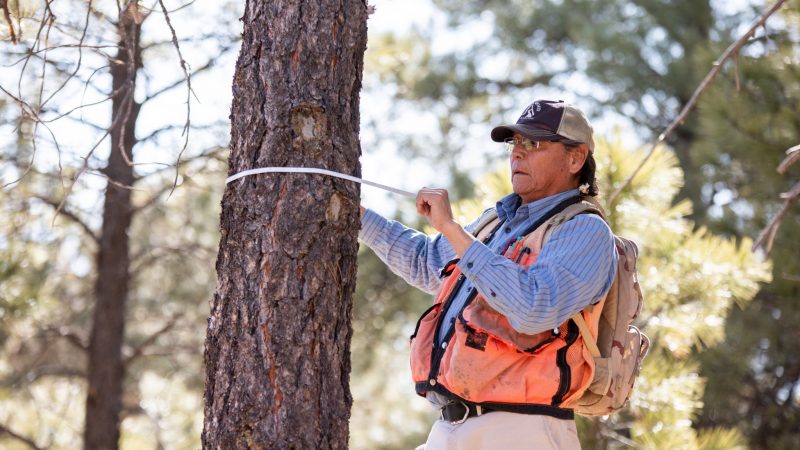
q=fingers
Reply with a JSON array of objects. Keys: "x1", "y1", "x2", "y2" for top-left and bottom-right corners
[
  {"x1": 416, "y1": 190, "x2": 428, "y2": 215},
  {"x1": 416, "y1": 188, "x2": 446, "y2": 215},
  {"x1": 416, "y1": 188, "x2": 454, "y2": 232}
]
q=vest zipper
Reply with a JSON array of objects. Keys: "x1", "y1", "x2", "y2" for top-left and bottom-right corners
[
  {"x1": 425, "y1": 216, "x2": 506, "y2": 389},
  {"x1": 551, "y1": 320, "x2": 580, "y2": 406}
]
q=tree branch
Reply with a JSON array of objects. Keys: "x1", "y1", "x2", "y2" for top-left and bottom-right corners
[
  {"x1": 752, "y1": 143, "x2": 800, "y2": 254},
  {"x1": 136, "y1": 121, "x2": 222, "y2": 145},
  {"x1": 42, "y1": 325, "x2": 88, "y2": 352},
  {"x1": 608, "y1": 0, "x2": 790, "y2": 205},
  {"x1": 1, "y1": 0, "x2": 19, "y2": 45},
  {"x1": 777, "y1": 143, "x2": 800, "y2": 174},
  {"x1": 130, "y1": 242, "x2": 215, "y2": 277},
  {"x1": 141, "y1": 31, "x2": 236, "y2": 52},
  {"x1": 124, "y1": 314, "x2": 184, "y2": 367},
  {"x1": 752, "y1": 180, "x2": 800, "y2": 255},
  {"x1": 156, "y1": 0, "x2": 196, "y2": 199},
  {"x1": 141, "y1": 56, "x2": 217, "y2": 103},
  {"x1": 32, "y1": 195, "x2": 99, "y2": 244},
  {"x1": 132, "y1": 143, "x2": 227, "y2": 185},
  {"x1": 20, "y1": 365, "x2": 86, "y2": 384}
]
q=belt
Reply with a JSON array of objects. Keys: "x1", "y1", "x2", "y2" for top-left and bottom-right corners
[{"x1": 440, "y1": 401, "x2": 495, "y2": 424}]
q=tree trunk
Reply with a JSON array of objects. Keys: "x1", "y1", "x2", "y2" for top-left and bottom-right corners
[
  {"x1": 203, "y1": 1, "x2": 367, "y2": 449},
  {"x1": 84, "y1": 3, "x2": 141, "y2": 449}
]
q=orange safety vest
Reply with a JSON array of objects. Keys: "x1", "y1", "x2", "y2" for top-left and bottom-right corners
[{"x1": 409, "y1": 206, "x2": 607, "y2": 419}]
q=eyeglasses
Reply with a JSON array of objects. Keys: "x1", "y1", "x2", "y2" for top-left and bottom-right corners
[{"x1": 504, "y1": 136, "x2": 540, "y2": 152}]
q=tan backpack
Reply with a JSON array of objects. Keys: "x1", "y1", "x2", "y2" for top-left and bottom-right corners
[{"x1": 538, "y1": 199, "x2": 650, "y2": 416}]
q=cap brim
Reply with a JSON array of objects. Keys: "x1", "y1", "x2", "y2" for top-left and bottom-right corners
[{"x1": 490, "y1": 124, "x2": 561, "y2": 143}]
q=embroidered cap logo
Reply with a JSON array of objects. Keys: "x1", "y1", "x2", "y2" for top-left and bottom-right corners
[{"x1": 520, "y1": 101, "x2": 542, "y2": 120}]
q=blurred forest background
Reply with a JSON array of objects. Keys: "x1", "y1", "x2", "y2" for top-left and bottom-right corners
[{"x1": 1, "y1": 0, "x2": 798, "y2": 449}]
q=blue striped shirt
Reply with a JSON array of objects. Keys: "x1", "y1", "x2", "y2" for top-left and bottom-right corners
[{"x1": 359, "y1": 189, "x2": 618, "y2": 342}]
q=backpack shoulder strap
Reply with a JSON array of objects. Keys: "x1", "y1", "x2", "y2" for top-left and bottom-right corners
[
  {"x1": 572, "y1": 311, "x2": 601, "y2": 358},
  {"x1": 540, "y1": 198, "x2": 606, "y2": 247},
  {"x1": 540, "y1": 197, "x2": 609, "y2": 359},
  {"x1": 473, "y1": 208, "x2": 502, "y2": 242}
]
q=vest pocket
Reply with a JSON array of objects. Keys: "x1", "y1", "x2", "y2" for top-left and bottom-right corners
[
  {"x1": 409, "y1": 303, "x2": 442, "y2": 385},
  {"x1": 461, "y1": 297, "x2": 557, "y2": 353},
  {"x1": 410, "y1": 303, "x2": 439, "y2": 341},
  {"x1": 438, "y1": 318, "x2": 564, "y2": 405}
]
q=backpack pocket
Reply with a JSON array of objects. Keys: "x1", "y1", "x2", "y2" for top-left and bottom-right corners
[{"x1": 575, "y1": 325, "x2": 650, "y2": 415}]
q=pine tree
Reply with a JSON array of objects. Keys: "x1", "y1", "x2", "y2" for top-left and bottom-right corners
[{"x1": 203, "y1": 1, "x2": 369, "y2": 448}]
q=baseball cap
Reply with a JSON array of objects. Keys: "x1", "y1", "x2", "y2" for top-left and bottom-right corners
[{"x1": 490, "y1": 100, "x2": 595, "y2": 152}]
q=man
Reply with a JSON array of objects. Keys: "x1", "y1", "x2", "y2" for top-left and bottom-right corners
[{"x1": 359, "y1": 100, "x2": 618, "y2": 449}]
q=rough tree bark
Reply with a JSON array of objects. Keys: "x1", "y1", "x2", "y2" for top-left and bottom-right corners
[
  {"x1": 203, "y1": 1, "x2": 368, "y2": 449},
  {"x1": 83, "y1": 3, "x2": 141, "y2": 449}
]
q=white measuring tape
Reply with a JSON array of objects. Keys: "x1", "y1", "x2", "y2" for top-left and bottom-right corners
[{"x1": 225, "y1": 167, "x2": 417, "y2": 198}]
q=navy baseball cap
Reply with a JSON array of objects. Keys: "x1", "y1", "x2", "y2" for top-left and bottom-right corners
[{"x1": 491, "y1": 100, "x2": 595, "y2": 152}]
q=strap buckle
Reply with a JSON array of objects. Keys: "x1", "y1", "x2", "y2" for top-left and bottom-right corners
[{"x1": 441, "y1": 401, "x2": 482, "y2": 425}]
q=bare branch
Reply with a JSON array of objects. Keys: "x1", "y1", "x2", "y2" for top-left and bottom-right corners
[
  {"x1": 752, "y1": 143, "x2": 800, "y2": 254},
  {"x1": 608, "y1": 0, "x2": 790, "y2": 205},
  {"x1": 21, "y1": 365, "x2": 86, "y2": 384},
  {"x1": 51, "y1": 126, "x2": 111, "y2": 217},
  {"x1": 85, "y1": 168, "x2": 142, "y2": 191},
  {"x1": 143, "y1": 0, "x2": 197, "y2": 15},
  {"x1": 142, "y1": 55, "x2": 221, "y2": 103},
  {"x1": 41, "y1": 326, "x2": 88, "y2": 351},
  {"x1": 0, "y1": 424, "x2": 42, "y2": 450},
  {"x1": 157, "y1": 0, "x2": 197, "y2": 199},
  {"x1": 87, "y1": 1, "x2": 114, "y2": 26},
  {"x1": 0, "y1": 85, "x2": 64, "y2": 190},
  {"x1": 50, "y1": 87, "x2": 141, "y2": 219},
  {"x1": 1, "y1": 0, "x2": 19, "y2": 45},
  {"x1": 3, "y1": 45, "x2": 117, "y2": 68},
  {"x1": 752, "y1": 180, "x2": 800, "y2": 255},
  {"x1": 38, "y1": 0, "x2": 94, "y2": 110},
  {"x1": 5, "y1": 53, "x2": 112, "y2": 98},
  {"x1": 124, "y1": 314, "x2": 184, "y2": 367},
  {"x1": 782, "y1": 272, "x2": 800, "y2": 283},
  {"x1": 132, "y1": 144, "x2": 226, "y2": 188},
  {"x1": 137, "y1": 121, "x2": 224, "y2": 146},
  {"x1": 32, "y1": 195, "x2": 99, "y2": 243},
  {"x1": 131, "y1": 241, "x2": 215, "y2": 276},
  {"x1": 62, "y1": 114, "x2": 107, "y2": 133},
  {"x1": 141, "y1": 31, "x2": 236, "y2": 51},
  {"x1": 777, "y1": 143, "x2": 800, "y2": 174}
]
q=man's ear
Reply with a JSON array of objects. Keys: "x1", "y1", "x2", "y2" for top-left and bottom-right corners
[{"x1": 568, "y1": 144, "x2": 589, "y2": 175}]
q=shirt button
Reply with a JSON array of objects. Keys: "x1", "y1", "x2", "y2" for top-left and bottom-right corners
[
  {"x1": 430, "y1": 379, "x2": 437, "y2": 386},
  {"x1": 467, "y1": 262, "x2": 473, "y2": 268},
  {"x1": 441, "y1": 341, "x2": 448, "y2": 349},
  {"x1": 505, "y1": 227, "x2": 511, "y2": 233},
  {"x1": 490, "y1": 291, "x2": 496, "y2": 297}
]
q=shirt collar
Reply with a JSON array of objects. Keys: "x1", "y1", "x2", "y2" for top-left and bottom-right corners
[{"x1": 496, "y1": 189, "x2": 581, "y2": 222}]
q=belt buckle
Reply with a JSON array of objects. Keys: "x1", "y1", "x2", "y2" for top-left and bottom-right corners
[{"x1": 442, "y1": 401, "x2": 472, "y2": 425}]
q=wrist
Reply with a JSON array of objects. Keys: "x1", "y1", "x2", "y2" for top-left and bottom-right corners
[
  {"x1": 440, "y1": 220, "x2": 474, "y2": 257},
  {"x1": 441, "y1": 220, "x2": 463, "y2": 236}
]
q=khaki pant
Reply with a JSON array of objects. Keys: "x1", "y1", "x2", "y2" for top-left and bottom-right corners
[{"x1": 418, "y1": 411, "x2": 581, "y2": 450}]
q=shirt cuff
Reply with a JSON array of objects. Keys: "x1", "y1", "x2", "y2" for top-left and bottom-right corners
[{"x1": 456, "y1": 239, "x2": 495, "y2": 278}]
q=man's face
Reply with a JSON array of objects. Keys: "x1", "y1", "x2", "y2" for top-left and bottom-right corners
[{"x1": 508, "y1": 134, "x2": 584, "y2": 203}]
